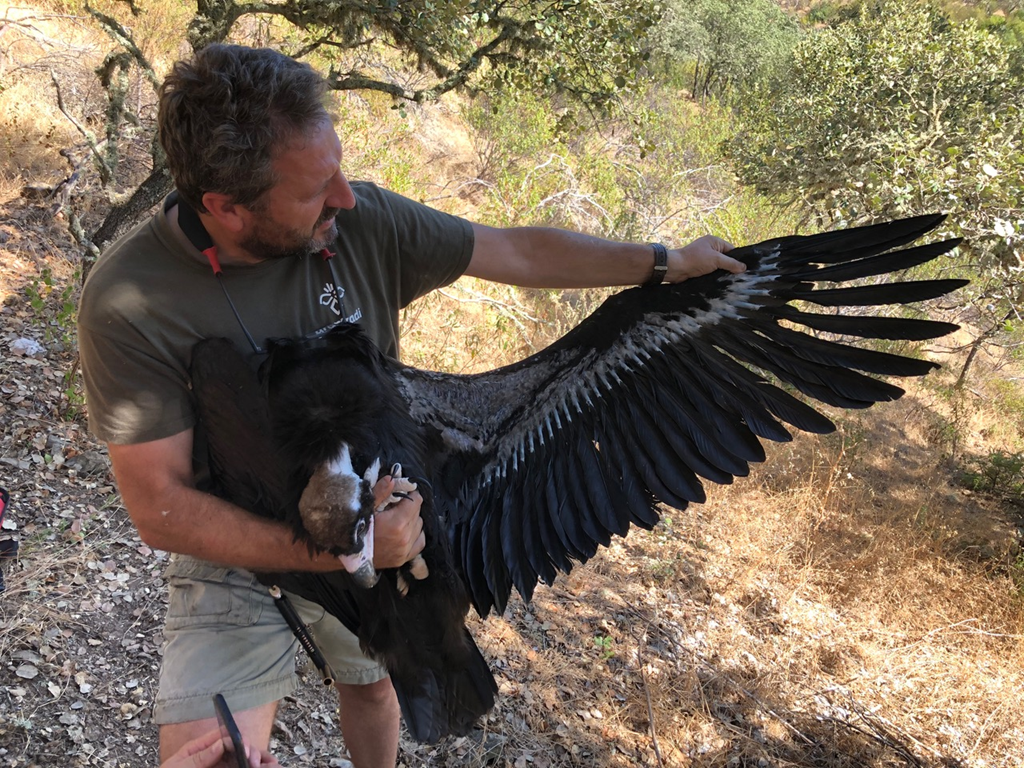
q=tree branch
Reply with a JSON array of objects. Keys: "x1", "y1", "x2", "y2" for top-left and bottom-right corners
[
  {"x1": 84, "y1": 2, "x2": 159, "y2": 89},
  {"x1": 49, "y1": 70, "x2": 115, "y2": 187}
]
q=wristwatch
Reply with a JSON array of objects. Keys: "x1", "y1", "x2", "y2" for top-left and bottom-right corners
[{"x1": 643, "y1": 242, "x2": 669, "y2": 288}]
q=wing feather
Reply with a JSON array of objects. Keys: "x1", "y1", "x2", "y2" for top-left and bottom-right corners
[
  {"x1": 527, "y1": 462, "x2": 570, "y2": 578},
  {"x1": 560, "y1": 435, "x2": 612, "y2": 551},
  {"x1": 748, "y1": 322, "x2": 939, "y2": 377},
  {"x1": 545, "y1": 469, "x2": 589, "y2": 562},
  {"x1": 482, "y1": 493, "x2": 512, "y2": 614},
  {"x1": 785, "y1": 238, "x2": 963, "y2": 282},
  {"x1": 593, "y1": 417, "x2": 660, "y2": 529},
  {"x1": 690, "y1": 338, "x2": 837, "y2": 434},
  {"x1": 620, "y1": 398, "x2": 706, "y2": 505},
  {"x1": 634, "y1": 373, "x2": 746, "y2": 480},
  {"x1": 659, "y1": 349, "x2": 768, "y2": 464},
  {"x1": 499, "y1": 483, "x2": 535, "y2": 604},
  {"x1": 520, "y1": 463, "x2": 559, "y2": 590},
  {"x1": 786, "y1": 279, "x2": 968, "y2": 307},
  {"x1": 573, "y1": 426, "x2": 631, "y2": 537},
  {"x1": 715, "y1": 323, "x2": 906, "y2": 408}
]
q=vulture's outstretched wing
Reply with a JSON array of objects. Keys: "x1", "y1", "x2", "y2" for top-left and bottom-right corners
[{"x1": 395, "y1": 214, "x2": 966, "y2": 616}]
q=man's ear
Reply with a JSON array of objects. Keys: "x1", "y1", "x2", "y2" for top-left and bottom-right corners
[{"x1": 201, "y1": 192, "x2": 251, "y2": 234}]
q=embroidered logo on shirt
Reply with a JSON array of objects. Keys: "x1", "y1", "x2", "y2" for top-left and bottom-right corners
[
  {"x1": 319, "y1": 281, "x2": 363, "y2": 324},
  {"x1": 320, "y1": 281, "x2": 344, "y2": 315}
]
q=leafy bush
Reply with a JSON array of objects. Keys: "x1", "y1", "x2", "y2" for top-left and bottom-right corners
[
  {"x1": 960, "y1": 451, "x2": 1024, "y2": 497},
  {"x1": 728, "y1": 0, "x2": 1023, "y2": 283}
]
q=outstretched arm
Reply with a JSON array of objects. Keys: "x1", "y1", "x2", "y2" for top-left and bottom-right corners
[{"x1": 465, "y1": 223, "x2": 744, "y2": 288}]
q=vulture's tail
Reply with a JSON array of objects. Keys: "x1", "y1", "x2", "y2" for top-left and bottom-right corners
[
  {"x1": 392, "y1": 629, "x2": 497, "y2": 744},
  {"x1": 276, "y1": 566, "x2": 497, "y2": 744}
]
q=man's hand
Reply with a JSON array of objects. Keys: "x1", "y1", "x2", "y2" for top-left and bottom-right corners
[
  {"x1": 369, "y1": 475, "x2": 425, "y2": 569},
  {"x1": 669, "y1": 235, "x2": 744, "y2": 282},
  {"x1": 159, "y1": 729, "x2": 280, "y2": 768}
]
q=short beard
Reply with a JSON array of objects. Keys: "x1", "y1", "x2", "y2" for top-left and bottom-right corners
[{"x1": 240, "y1": 208, "x2": 341, "y2": 261}]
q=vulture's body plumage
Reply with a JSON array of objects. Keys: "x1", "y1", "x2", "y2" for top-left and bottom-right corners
[{"x1": 190, "y1": 214, "x2": 966, "y2": 743}]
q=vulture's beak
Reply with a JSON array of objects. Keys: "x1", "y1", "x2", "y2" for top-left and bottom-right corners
[{"x1": 337, "y1": 514, "x2": 378, "y2": 588}]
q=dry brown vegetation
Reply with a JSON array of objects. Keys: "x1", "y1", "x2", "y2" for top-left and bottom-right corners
[{"x1": 2, "y1": 5, "x2": 1024, "y2": 768}]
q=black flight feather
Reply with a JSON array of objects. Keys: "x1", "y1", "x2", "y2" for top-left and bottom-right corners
[
  {"x1": 785, "y1": 279, "x2": 969, "y2": 307},
  {"x1": 785, "y1": 238, "x2": 962, "y2": 282}
]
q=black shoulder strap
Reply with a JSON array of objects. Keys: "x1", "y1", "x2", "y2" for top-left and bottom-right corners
[{"x1": 176, "y1": 199, "x2": 215, "y2": 254}]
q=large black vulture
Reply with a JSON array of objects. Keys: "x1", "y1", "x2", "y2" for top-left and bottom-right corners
[{"x1": 190, "y1": 213, "x2": 966, "y2": 744}]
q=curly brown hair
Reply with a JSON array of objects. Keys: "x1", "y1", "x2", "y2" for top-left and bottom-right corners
[{"x1": 158, "y1": 44, "x2": 329, "y2": 212}]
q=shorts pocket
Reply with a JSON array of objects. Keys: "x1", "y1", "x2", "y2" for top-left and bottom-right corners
[{"x1": 164, "y1": 557, "x2": 262, "y2": 630}]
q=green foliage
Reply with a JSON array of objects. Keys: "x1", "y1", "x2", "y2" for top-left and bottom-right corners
[
  {"x1": 960, "y1": 450, "x2": 1024, "y2": 496},
  {"x1": 728, "y1": 0, "x2": 1024, "y2": 296},
  {"x1": 464, "y1": 90, "x2": 623, "y2": 232},
  {"x1": 806, "y1": 1, "x2": 865, "y2": 26},
  {"x1": 653, "y1": 0, "x2": 799, "y2": 100},
  {"x1": 80, "y1": 0, "x2": 669, "y2": 247},
  {"x1": 593, "y1": 633, "x2": 615, "y2": 660},
  {"x1": 23, "y1": 267, "x2": 85, "y2": 420},
  {"x1": 191, "y1": 0, "x2": 662, "y2": 108},
  {"x1": 25, "y1": 268, "x2": 78, "y2": 345}
]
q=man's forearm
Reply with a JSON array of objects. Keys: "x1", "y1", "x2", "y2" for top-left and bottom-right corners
[
  {"x1": 134, "y1": 484, "x2": 337, "y2": 573},
  {"x1": 466, "y1": 224, "x2": 741, "y2": 289},
  {"x1": 467, "y1": 226, "x2": 653, "y2": 288}
]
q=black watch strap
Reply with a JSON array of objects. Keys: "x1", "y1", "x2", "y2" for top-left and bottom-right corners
[{"x1": 642, "y1": 242, "x2": 669, "y2": 288}]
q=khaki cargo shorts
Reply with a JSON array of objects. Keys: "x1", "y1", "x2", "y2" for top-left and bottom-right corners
[{"x1": 153, "y1": 556, "x2": 386, "y2": 724}]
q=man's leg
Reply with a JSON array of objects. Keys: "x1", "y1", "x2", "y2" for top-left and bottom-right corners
[
  {"x1": 155, "y1": 561, "x2": 301, "y2": 763},
  {"x1": 284, "y1": 591, "x2": 395, "y2": 767},
  {"x1": 336, "y1": 678, "x2": 400, "y2": 768},
  {"x1": 159, "y1": 700, "x2": 279, "y2": 762}
]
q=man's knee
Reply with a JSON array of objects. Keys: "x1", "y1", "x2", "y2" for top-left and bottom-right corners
[{"x1": 335, "y1": 676, "x2": 395, "y2": 707}]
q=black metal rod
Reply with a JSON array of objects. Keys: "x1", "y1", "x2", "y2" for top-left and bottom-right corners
[{"x1": 268, "y1": 585, "x2": 336, "y2": 686}]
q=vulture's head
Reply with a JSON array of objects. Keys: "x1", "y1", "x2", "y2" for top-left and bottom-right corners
[{"x1": 298, "y1": 445, "x2": 380, "y2": 587}]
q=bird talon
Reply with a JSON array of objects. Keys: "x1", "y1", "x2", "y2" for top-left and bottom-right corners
[{"x1": 408, "y1": 554, "x2": 429, "y2": 581}]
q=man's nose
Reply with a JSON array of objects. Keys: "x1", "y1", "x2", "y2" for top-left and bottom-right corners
[{"x1": 327, "y1": 173, "x2": 356, "y2": 210}]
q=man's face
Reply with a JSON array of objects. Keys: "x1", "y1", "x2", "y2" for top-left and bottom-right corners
[{"x1": 239, "y1": 119, "x2": 356, "y2": 261}]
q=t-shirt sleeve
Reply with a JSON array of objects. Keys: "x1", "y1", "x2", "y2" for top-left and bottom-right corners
[
  {"x1": 78, "y1": 321, "x2": 195, "y2": 446},
  {"x1": 374, "y1": 187, "x2": 474, "y2": 307}
]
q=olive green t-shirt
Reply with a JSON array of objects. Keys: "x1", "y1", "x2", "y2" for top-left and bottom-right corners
[{"x1": 78, "y1": 182, "x2": 474, "y2": 449}]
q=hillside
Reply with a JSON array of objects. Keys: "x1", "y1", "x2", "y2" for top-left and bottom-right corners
[{"x1": 2, "y1": 5, "x2": 1024, "y2": 768}]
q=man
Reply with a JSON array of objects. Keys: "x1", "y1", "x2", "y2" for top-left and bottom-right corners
[{"x1": 78, "y1": 44, "x2": 743, "y2": 768}]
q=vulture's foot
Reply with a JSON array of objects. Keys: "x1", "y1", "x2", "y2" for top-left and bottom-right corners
[{"x1": 397, "y1": 554, "x2": 430, "y2": 596}]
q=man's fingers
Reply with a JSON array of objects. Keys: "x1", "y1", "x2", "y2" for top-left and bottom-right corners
[
  {"x1": 718, "y1": 253, "x2": 746, "y2": 274},
  {"x1": 173, "y1": 732, "x2": 226, "y2": 767},
  {"x1": 371, "y1": 475, "x2": 396, "y2": 508},
  {"x1": 711, "y1": 235, "x2": 735, "y2": 253},
  {"x1": 371, "y1": 491, "x2": 425, "y2": 569},
  {"x1": 708, "y1": 236, "x2": 744, "y2": 273},
  {"x1": 409, "y1": 530, "x2": 426, "y2": 560}
]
